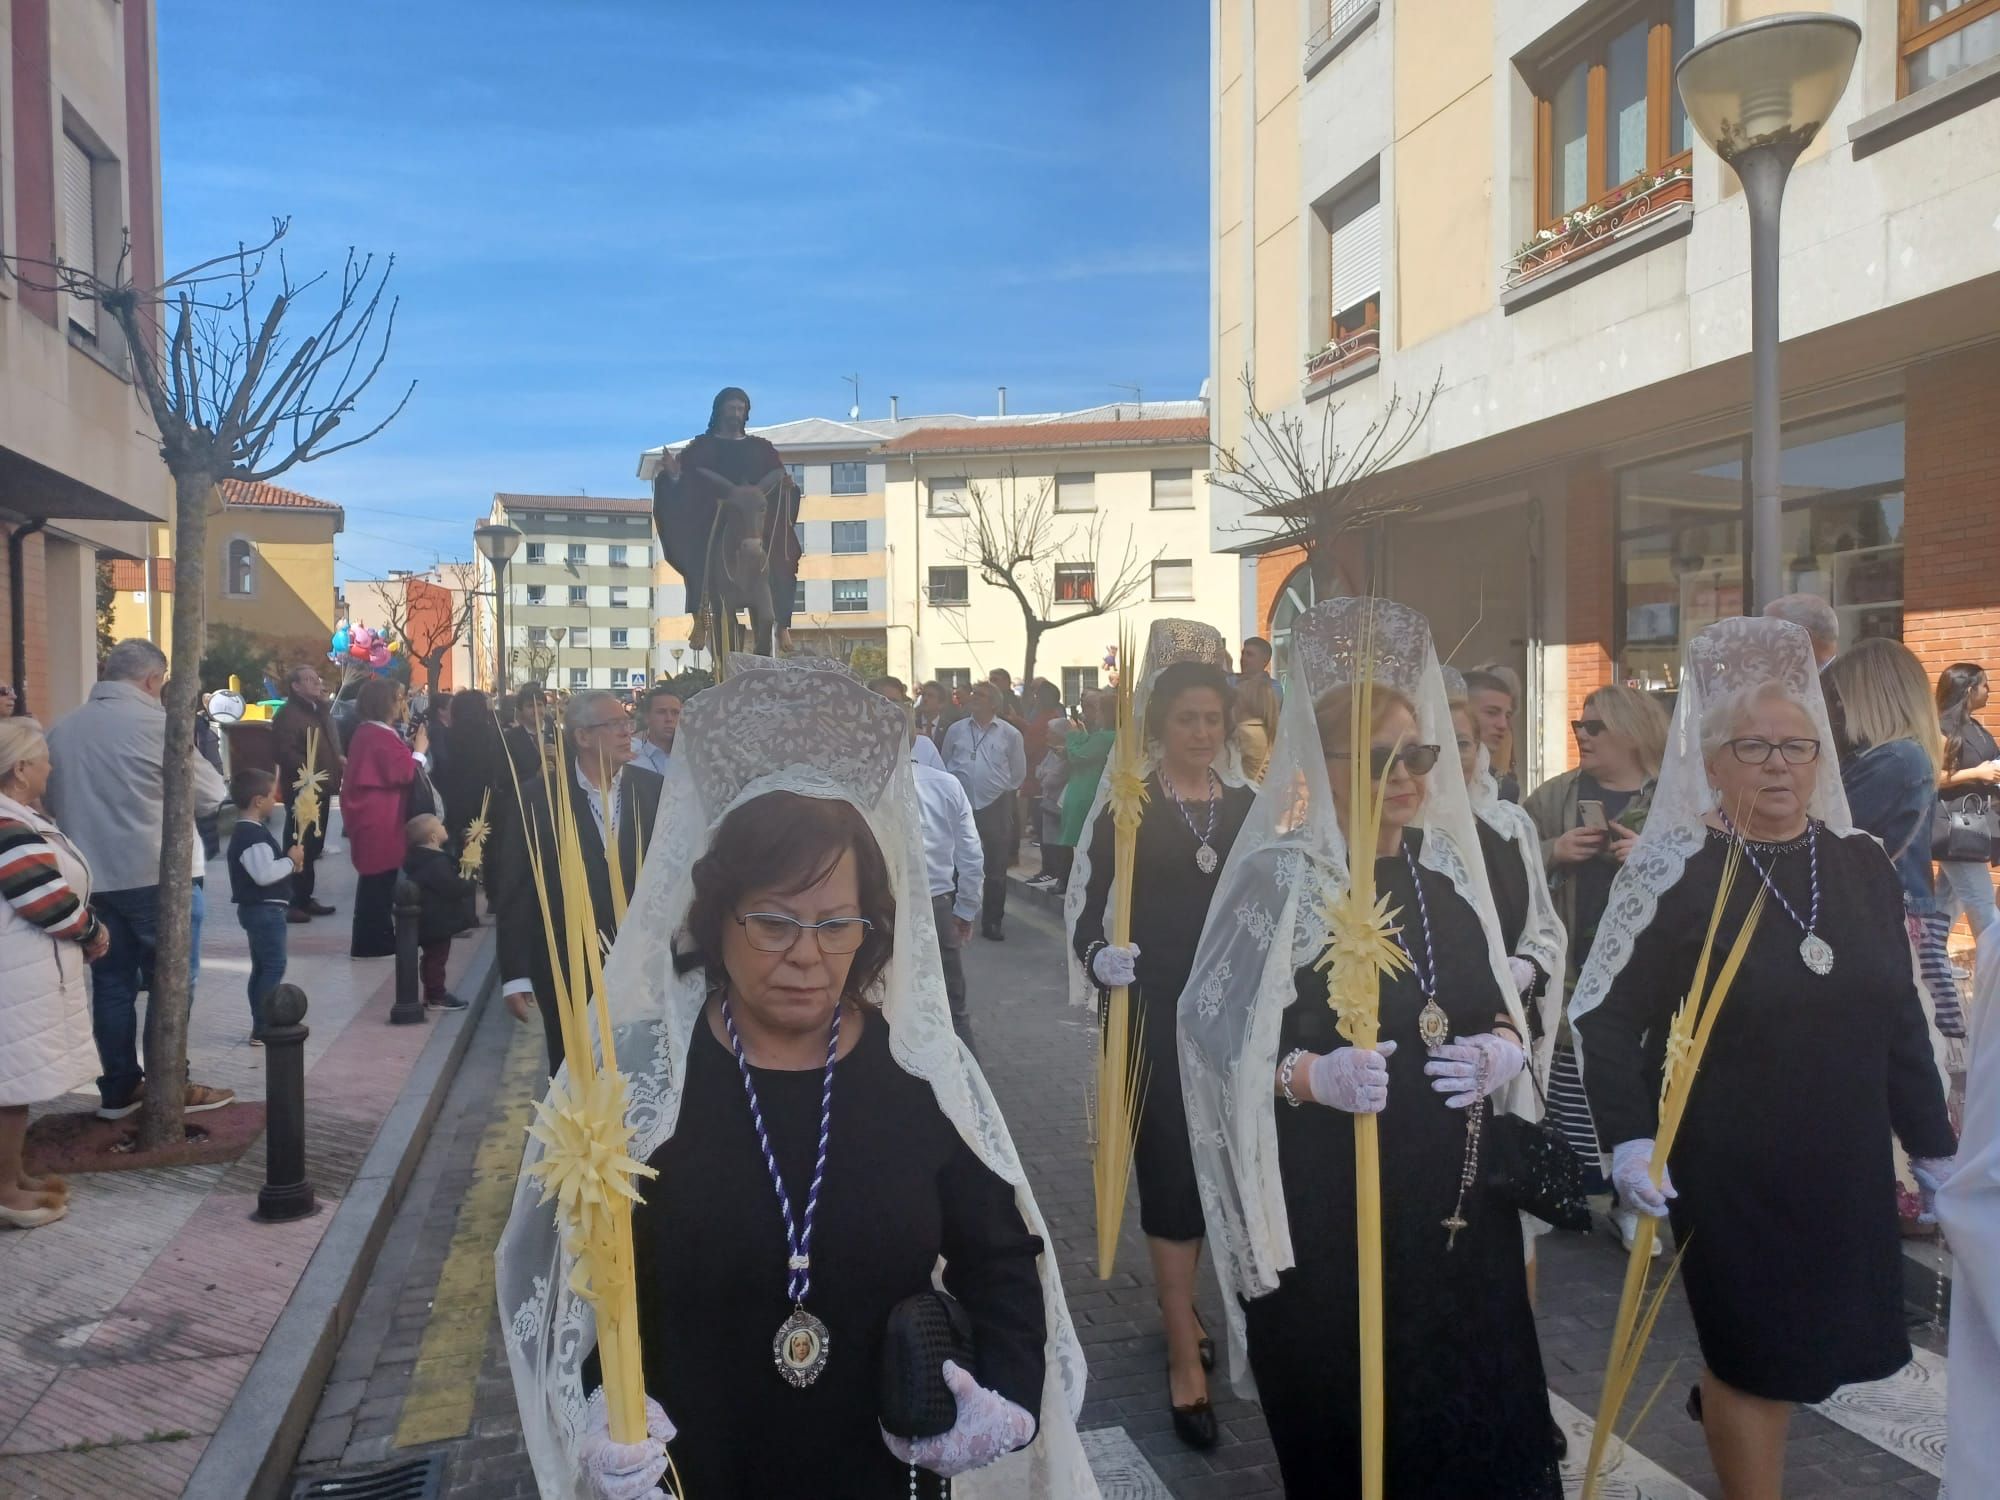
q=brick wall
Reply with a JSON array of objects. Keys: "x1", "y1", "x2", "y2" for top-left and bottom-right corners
[
  {"x1": 1564, "y1": 462, "x2": 1615, "y2": 749},
  {"x1": 1902, "y1": 344, "x2": 2000, "y2": 686},
  {"x1": 0, "y1": 522, "x2": 51, "y2": 715}
]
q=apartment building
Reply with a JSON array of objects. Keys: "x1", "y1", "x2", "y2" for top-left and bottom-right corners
[
  {"x1": 879, "y1": 402, "x2": 1238, "y2": 702},
  {"x1": 480, "y1": 494, "x2": 656, "y2": 693},
  {"x1": 1215, "y1": 0, "x2": 2000, "y2": 785},
  {"x1": 0, "y1": 0, "x2": 166, "y2": 719}
]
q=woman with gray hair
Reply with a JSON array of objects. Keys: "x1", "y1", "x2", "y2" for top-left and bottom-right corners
[
  {"x1": 0, "y1": 718, "x2": 109, "y2": 1228},
  {"x1": 1574, "y1": 618, "x2": 1955, "y2": 1497}
]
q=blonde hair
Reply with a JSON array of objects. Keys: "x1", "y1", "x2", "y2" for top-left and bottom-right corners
[
  {"x1": 0, "y1": 717, "x2": 48, "y2": 786},
  {"x1": 1314, "y1": 683, "x2": 1419, "y2": 753},
  {"x1": 405, "y1": 813, "x2": 446, "y2": 847},
  {"x1": 1584, "y1": 685, "x2": 1670, "y2": 777},
  {"x1": 1826, "y1": 638, "x2": 1943, "y2": 779}
]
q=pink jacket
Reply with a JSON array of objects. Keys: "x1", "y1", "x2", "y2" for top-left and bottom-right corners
[{"x1": 342, "y1": 721, "x2": 419, "y2": 875}]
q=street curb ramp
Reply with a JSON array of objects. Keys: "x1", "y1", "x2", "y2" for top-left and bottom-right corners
[{"x1": 186, "y1": 935, "x2": 499, "y2": 1500}]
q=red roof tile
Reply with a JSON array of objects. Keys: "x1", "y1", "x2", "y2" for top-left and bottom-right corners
[
  {"x1": 105, "y1": 558, "x2": 173, "y2": 592},
  {"x1": 219, "y1": 478, "x2": 342, "y2": 512},
  {"x1": 873, "y1": 416, "x2": 1209, "y2": 456}
]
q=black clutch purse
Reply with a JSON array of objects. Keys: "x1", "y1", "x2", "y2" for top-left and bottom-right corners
[
  {"x1": 880, "y1": 1290, "x2": 976, "y2": 1440},
  {"x1": 1485, "y1": 1110, "x2": 1591, "y2": 1233}
]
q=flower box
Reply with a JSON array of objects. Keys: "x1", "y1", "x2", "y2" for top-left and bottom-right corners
[
  {"x1": 1504, "y1": 170, "x2": 1693, "y2": 291},
  {"x1": 1305, "y1": 326, "x2": 1381, "y2": 381}
]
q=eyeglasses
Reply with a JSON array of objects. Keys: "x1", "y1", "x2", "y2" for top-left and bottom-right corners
[
  {"x1": 736, "y1": 912, "x2": 874, "y2": 954},
  {"x1": 1327, "y1": 744, "x2": 1442, "y2": 777},
  {"x1": 1724, "y1": 736, "x2": 1821, "y2": 766},
  {"x1": 1571, "y1": 719, "x2": 1608, "y2": 738}
]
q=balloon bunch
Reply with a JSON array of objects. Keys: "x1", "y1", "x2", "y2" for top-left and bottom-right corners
[{"x1": 330, "y1": 622, "x2": 402, "y2": 676}]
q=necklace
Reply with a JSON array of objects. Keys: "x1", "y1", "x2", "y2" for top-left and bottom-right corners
[
  {"x1": 722, "y1": 995, "x2": 840, "y2": 1388},
  {"x1": 1166, "y1": 767, "x2": 1222, "y2": 874},
  {"x1": 1724, "y1": 816, "x2": 1832, "y2": 976},
  {"x1": 1396, "y1": 844, "x2": 1451, "y2": 1052}
]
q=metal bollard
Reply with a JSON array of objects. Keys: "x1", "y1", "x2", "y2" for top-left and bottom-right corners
[
  {"x1": 256, "y1": 983, "x2": 315, "y2": 1222},
  {"x1": 391, "y1": 877, "x2": 428, "y2": 1025}
]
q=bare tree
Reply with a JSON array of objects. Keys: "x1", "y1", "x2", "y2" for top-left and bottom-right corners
[
  {"x1": 378, "y1": 562, "x2": 479, "y2": 693},
  {"x1": 3, "y1": 219, "x2": 411, "y2": 1150},
  {"x1": 514, "y1": 640, "x2": 557, "y2": 689},
  {"x1": 948, "y1": 468, "x2": 1156, "y2": 685},
  {"x1": 1209, "y1": 367, "x2": 1442, "y2": 596}
]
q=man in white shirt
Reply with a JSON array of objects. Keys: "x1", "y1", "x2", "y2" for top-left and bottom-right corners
[
  {"x1": 911, "y1": 742, "x2": 985, "y2": 1053},
  {"x1": 942, "y1": 680, "x2": 1026, "y2": 940},
  {"x1": 629, "y1": 686, "x2": 681, "y2": 776}
]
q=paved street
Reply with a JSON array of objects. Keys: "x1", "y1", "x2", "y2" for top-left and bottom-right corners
[{"x1": 292, "y1": 881, "x2": 1954, "y2": 1498}]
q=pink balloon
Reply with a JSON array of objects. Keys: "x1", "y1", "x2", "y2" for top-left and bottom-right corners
[{"x1": 368, "y1": 644, "x2": 390, "y2": 667}]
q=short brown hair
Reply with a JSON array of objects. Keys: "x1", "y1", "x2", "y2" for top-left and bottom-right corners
[
  {"x1": 357, "y1": 676, "x2": 402, "y2": 723},
  {"x1": 683, "y1": 792, "x2": 895, "y2": 1001},
  {"x1": 231, "y1": 767, "x2": 276, "y2": 808},
  {"x1": 1144, "y1": 662, "x2": 1234, "y2": 744}
]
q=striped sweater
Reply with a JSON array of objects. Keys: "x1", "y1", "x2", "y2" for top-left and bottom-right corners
[{"x1": 0, "y1": 813, "x2": 100, "y2": 945}]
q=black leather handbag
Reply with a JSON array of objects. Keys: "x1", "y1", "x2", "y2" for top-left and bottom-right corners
[
  {"x1": 880, "y1": 1290, "x2": 976, "y2": 1440},
  {"x1": 1933, "y1": 793, "x2": 1997, "y2": 862},
  {"x1": 1485, "y1": 1109, "x2": 1592, "y2": 1232}
]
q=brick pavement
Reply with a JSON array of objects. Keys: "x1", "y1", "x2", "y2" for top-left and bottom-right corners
[{"x1": 292, "y1": 880, "x2": 1952, "y2": 1499}]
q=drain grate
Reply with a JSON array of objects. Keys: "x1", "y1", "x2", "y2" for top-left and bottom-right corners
[{"x1": 294, "y1": 1452, "x2": 445, "y2": 1500}]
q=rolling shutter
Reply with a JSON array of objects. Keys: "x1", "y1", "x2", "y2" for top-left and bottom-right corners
[{"x1": 1328, "y1": 177, "x2": 1381, "y2": 321}]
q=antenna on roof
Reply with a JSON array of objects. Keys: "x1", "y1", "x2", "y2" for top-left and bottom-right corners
[
  {"x1": 1110, "y1": 383, "x2": 1142, "y2": 419},
  {"x1": 843, "y1": 373, "x2": 861, "y2": 422}
]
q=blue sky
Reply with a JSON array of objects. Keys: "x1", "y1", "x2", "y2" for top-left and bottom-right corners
[{"x1": 157, "y1": 1, "x2": 1210, "y2": 582}]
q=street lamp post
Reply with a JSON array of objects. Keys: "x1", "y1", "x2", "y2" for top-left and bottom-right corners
[
  {"x1": 550, "y1": 625, "x2": 567, "y2": 692},
  {"x1": 473, "y1": 522, "x2": 524, "y2": 694},
  {"x1": 1675, "y1": 13, "x2": 1859, "y2": 612}
]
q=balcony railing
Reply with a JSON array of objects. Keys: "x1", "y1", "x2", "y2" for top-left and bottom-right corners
[
  {"x1": 1504, "y1": 168, "x2": 1692, "y2": 292},
  {"x1": 1305, "y1": 326, "x2": 1381, "y2": 383},
  {"x1": 1307, "y1": 0, "x2": 1375, "y2": 54}
]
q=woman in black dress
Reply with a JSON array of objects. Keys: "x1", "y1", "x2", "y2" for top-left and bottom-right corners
[
  {"x1": 1072, "y1": 648, "x2": 1254, "y2": 1447},
  {"x1": 498, "y1": 664, "x2": 1097, "y2": 1500},
  {"x1": 1936, "y1": 661, "x2": 2000, "y2": 940},
  {"x1": 1575, "y1": 617, "x2": 1957, "y2": 1499},
  {"x1": 1178, "y1": 598, "x2": 1559, "y2": 1499}
]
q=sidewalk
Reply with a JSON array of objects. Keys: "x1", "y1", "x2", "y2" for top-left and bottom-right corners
[{"x1": 0, "y1": 815, "x2": 494, "y2": 1499}]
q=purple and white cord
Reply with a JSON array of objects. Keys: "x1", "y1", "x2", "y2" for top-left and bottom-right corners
[
  {"x1": 722, "y1": 995, "x2": 839, "y2": 1306},
  {"x1": 1396, "y1": 844, "x2": 1439, "y2": 1001},
  {"x1": 1722, "y1": 815, "x2": 1821, "y2": 938}
]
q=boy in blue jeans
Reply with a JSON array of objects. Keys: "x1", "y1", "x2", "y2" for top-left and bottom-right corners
[{"x1": 228, "y1": 769, "x2": 303, "y2": 1045}]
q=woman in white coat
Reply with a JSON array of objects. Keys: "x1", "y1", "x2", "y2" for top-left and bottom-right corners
[{"x1": 0, "y1": 718, "x2": 109, "y2": 1229}]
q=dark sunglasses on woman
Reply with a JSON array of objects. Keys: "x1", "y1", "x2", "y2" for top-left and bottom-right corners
[
  {"x1": 1571, "y1": 718, "x2": 1607, "y2": 737},
  {"x1": 1328, "y1": 744, "x2": 1442, "y2": 777}
]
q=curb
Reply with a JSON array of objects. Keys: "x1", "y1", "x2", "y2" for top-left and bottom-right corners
[{"x1": 186, "y1": 933, "x2": 499, "y2": 1500}]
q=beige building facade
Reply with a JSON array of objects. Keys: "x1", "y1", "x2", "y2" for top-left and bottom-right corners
[
  {"x1": 479, "y1": 494, "x2": 656, "y2": 694},
  {"x1": 1216, "y1": 0, "x2": 2000, "y2": 787}
]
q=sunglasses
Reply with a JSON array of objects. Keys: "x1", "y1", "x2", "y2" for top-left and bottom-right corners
[
  {"x1": 736, "y1": 912, "x2": 874, "y2": 955},
  {"x1": 1571, "y1": 719, "x2": 1607, "y2": 738},
  {"x1": 1724, "y1": 736, "x2": 1821, "y2": 766},
  {"x1": 1327, "y1": 744, "x2": 1442, "y2": 778}
]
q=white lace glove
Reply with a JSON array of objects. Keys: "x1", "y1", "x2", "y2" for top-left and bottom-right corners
[
  {"x1": 1610, "y1": 1138, "x2": 1677, "y2": 1218},
  {"x1": 1423, "y1": 1033, "x2": 1527, "y2": 1109},
  {"x1": 1508, "y1": 956, "x2": 1538, "y2": 995},
  {"x1": 1306, "y1": 1041, "x2": 1397, "y2": 1114},
  {"x1": 881, "y1": 1360, "x2": 1035, "y2": 1478},
  {"x1": 1090, "y1": 942, "x2": 1140, "y2": 989},
  {"x1": 579, "y1": 1388, "x2": 676, "y2": 1500},
  {"x1": 1911, "y1": 1156, "x2": 1956, "y2": 1224}
]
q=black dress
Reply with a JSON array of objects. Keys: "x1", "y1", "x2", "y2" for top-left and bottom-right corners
[
  {"x1": 1074, "y1": 775, "x2": 1257, "y2": 1241},
  {"x1": 1576, "y1": 825, "x2": 1957, "y2": 1402},
  {"x1": 1244, "y1": 833, "x2": 1561, "y2": 1500},
  {"x1": 627, "y1": 1009, "x2": 1048, "y2": 1498}
]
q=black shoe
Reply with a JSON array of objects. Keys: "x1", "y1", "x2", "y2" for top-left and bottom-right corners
[
  {"x1": 1685, "y1": 1383, "x2": 1703, "y2": 1424},
  {"x1": 1194, "y1": 1316, "x2": 1216, "y2": 1373},
  {"x1": 1171, "y1": 1395, "x2": 1218, "y2": 1450},
  {"x1": 286, "y1": 908, "x2": 312, "y2": 925},
  {"x1": 981, "y1": 926, "x2": 1004, "y2": 941},
  {"x1": 1550, "y1": 1411, "x2": 1568, "y2": 1461},
  {"x1": 426, "y1": 993, "x2": 469, "y2": 1012},
  {"x1": 305, "y1": 900, "x2": 336, "y2": 916}
]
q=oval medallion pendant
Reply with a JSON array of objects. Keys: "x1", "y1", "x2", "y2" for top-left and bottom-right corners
[
  {"x1": 1195, "y1": 842, "x2": 1219, "y2": 875},
  {"x1": 1800, "y1": 934, "x2": 1834, "y2": 977},
  {"x1": 774, "y1": 1306, "x2": 831, "y2": 1388},
  {"x1": 1418, "y1": 997, "x2": 1451, "y2": 1053}
]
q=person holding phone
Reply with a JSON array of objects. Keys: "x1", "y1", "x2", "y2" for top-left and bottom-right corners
[{"x1": 1522, "y1": 685, "x2": 1670, "y2": 1248}]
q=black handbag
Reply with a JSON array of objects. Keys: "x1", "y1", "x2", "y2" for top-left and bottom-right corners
[
  {"x1": 880, "y1": 1289, "x2": 976, "y2": 1440},
  {"x1": 1485, "y1": 1109, "x2": 1592, "y2": 1232},
  {"x1": 1933, "y1": 793, "x2": 1997, "y2": 862}
]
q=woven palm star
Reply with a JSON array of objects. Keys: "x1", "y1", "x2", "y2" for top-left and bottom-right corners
[
  {"x1": 1108, "y1": 767, "x2": 1150, "y2": 828},
  {"x1": 291, "y1": 764, "x2": 327, "y2": 840},
  {"x1": 525, "y1": 1073, "x2": 657, "y2": 1252},
  {"x1": 1315, "y1": 887, "x2": 1412, "y2": 1041},
  {"x1": 458, "y1": 812, "x2": 490, "y2": 878}
]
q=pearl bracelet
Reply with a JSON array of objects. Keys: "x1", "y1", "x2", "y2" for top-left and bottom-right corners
[{"x1": 1278, "y1": 1047, "x2": 1309, "y2": 1108}]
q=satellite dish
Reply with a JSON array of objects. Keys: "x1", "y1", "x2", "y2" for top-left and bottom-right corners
[{"x1": 848, "y1": 404, "x2": 861, "y2": 420}]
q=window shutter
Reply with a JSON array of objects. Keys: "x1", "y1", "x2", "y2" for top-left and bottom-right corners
[
  {"x1": 60, "y1": 134, "x2": 97, "y2": 332},
  {"x1": 1329, "y1": 178, "x2": 1382, "y2": 320}
]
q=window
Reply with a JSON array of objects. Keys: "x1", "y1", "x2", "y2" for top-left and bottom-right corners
[
  {"x1": 831, "y1": 520, "x2": 868, "y2": 555},
  {"x1": 525, "y1": 542, "x2": 545, "y2": 565},
  {"x1": 1615, "y1": 407, "x2": 1905, "y2": 696},
  {"x1": 610, "y1": 585, "x2": 629, "y2": 608},
  {"x1": 928, "y1": 477, "x2": 969, "y2": 516},
  {"x1": 1325, "y1": 174, "x2": 1382, "y2": 348},
  {"x1": 793, "y1": 580, "x2": 808, "y2": 613},
  {"x1": 793, "y1": 521, "x2": 807, "y2": 553},
  {"x1": 937, "y1": 667, "x2": 973, "y2": 693},
  {"x1": 832, "y1": 579, "x2": 869, "y2": 613},
  {"x1": 224, "y1": 538, "x2": 255, "y2": 596},
  {"x1": 611, "y1": 628, "x2": 629, "y2": 649},
  {"x1": 1055, "y1": 473, "x2": 1096, "y2": 513},
  {"x1": 568, "y1": 585, "x2": 587, "y2": 605},
  {"x1": 567, "y1": 543, "x2": 587, "y2": 564},
  {"x1": 1151, "y1": 470, "x2": 1195, "y2": 509},
  {"x1": 570, "y1": 667, "x2": 588, "y2": 692},
  {"x1": 609, "y1": 544, "x2": 628, "y2": 567},
  {"x1": 785, "y1": 463, "x2": 807, "y2": 493},
  {"x1": 831, "y1": 461, "x2": 868, "y2": 495},
  {"x1": 1533, "y1": 0, "x2": 1694, "y2": 226},
  {"x1": 611, "y1": 667, "x2": 630, "y2": 689},
  {"x1": 1151, "y1": 559, "x2": 1195, "y2": 600},
  {"x1": 1903, "y1": 0, "x2": 2000, "y2": 93},
  {"x1": 529, "y1": 626, "x2": 549, "y2": 647},
  {"x1": 60, "y1": 132, "x2": 99, "y2": 338},
  {"x1": 1061, "y1": 667, "x2": 1099, "y2": 705},
  {"x1": 526, "y1": 584, "x2": 546, "y2": 606},
  {"x1": 928, "y1": 566, "x2": 969, "y2": 606},
  {"x1": 1054, "y1": 563, "x2": 1096, "y2": 603},
  {"x1": 1269, "y1": 566, "x2": 1319, "y2": 680}
]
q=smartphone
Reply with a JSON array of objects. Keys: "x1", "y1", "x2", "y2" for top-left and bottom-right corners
[{"x1": 1578, "y1": 800, "x2": 1608, "y2": 831}]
